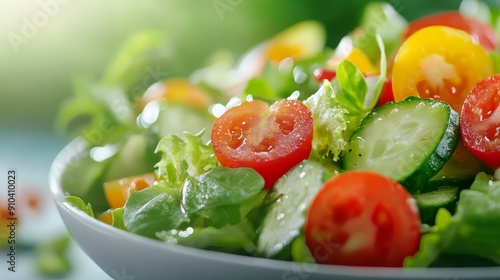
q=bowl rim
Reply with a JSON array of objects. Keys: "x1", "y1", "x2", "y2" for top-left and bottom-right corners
[{"x1": 50, "y1": 138, "x2": 500, "y2": 279}]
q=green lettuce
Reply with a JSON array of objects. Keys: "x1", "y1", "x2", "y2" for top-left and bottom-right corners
[
  {"x1": 123, "y1": 183, "x2": 189, "y2": 239},
  {"x1": 405, "y1": 172, "x2": 500, "y2": 267},
  {"x1": 305, "y1": 35, "x2": 386, "y2": 161},
  {"x1": 122, "y1": 132, "x2": 266, "y2": 253},
  {"x1": 350, "y1": 2, "x2": 407, "y2": 64},
  {"x1": 156, "y1": 220, "x2": 257, "y2": 254},
  {"x1": 154, "y1": 131, "x2": 219, "y2": 185}
]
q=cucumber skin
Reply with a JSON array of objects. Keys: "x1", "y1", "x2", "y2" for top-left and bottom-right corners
[
  {"x1": 400, "y1": 99, "x2": 460, "y2": 192},
  {"x1": 413, "y1": 186, "x2": 459, "y2": 225},
  {"x1": 343, "y1": 97, "x2": 460, "y2": 194}
]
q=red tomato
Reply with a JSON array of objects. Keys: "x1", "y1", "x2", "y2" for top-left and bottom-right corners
[
  {"x1": 313, "y1": 68, "x2": 336, "y2": 82},
  {"x1": 211, "y1": 99, "x2": 313, "y2": 189},
  {"x1": 376, "y1": 79, "x2": 395, "y2": 107},
  {"x1": 404, "y1": 11, "x2": 497, "y2": 51},
  {"x1": 461, "y1": 73, "x2": 500, "y2": 169},
  {"x1": 305, "y1": 171, "x2": 421, "y2": 267}
]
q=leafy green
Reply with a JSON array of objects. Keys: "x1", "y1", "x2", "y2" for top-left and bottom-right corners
[
  {"x1": 182, "y1": 166, "x2": 265, "y2": 213},
  {"x1": 331, "y1": 34, "x2": 387, "y2": 114},
  {"x1": 56, "y1": 30, "x2": 169, "y2": 145},
  {"x1": 334, "y1": 60, "x2": 368, "y2": 114},
  {"x1": 304, "y1": 34, "x2": 387, "y2": 160},
  {"x1": 123, "y1": 132, "x2": 266, "y2": 253},
  {"x1": 111, "y1": 208, "x2": 127, "y2": 231},
  {"x1": 291, "y1": 235, "x2": 316, "y2": 263},
  {"x1": 35, "y1": 234, "x2": 72, "y2": 277},
  {"x1": 304, "y1": 82, "x2": 355, "y2": 161},
  {"x1": 123, "y1": 182, "x2": 189, "y2": 239},
  {"x1": 243, "y1": 51, "x2": 332, "y2": 102},
  {"x1": 405, "y1": 172, "x2": 500, "y2": 267},
  {"x1": 156, "y1": 220, "x2": 257, "y2": 254},
  {"x1": 351, "y1": 2, "x2": 407, "y2": 64},
  {"x1": 100, "y1": 30, "x2": 167, "y2": 89},
  {"x1": 65, "y1": 196, "x2": 94, "y2": 217},
  {"x1": 154, "y1": 132, "x2": 218, "y2": 185}
]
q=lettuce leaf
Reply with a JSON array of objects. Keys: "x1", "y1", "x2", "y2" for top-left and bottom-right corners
[
  {"x1": 182, "y1": 166, "x2": 264, "y2": 213},
  {"x1": 123, "y1": 182, "x2": 189, "y2": 239},
  {"x1": 154, "y1": 132, "x2": 219, "y2": 185},
  {"x1": 405, "y1": 172, "x2": 500, "y2": 267},
  {"x1": 304, "y1": 82, "x2": 360, "y2": 161},
  {"x1": 156, "y1": 219, "x2": 257, "y2": 254},
  {"x1": 123, "y1": 132, "x2": 266, "y2": 254},
  {"x1": 65, "y1": 196, "x2": 94, "y2": 218},
  {"x1": 351, "y1": 2, "x2": 407, "y2": 64}
]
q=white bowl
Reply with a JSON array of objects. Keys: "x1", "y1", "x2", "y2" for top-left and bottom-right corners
[{"x1": 50, "y1": 139, "x2": 500, "y2": 280}]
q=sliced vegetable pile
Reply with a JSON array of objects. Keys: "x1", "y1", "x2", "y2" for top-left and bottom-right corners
[{"x1": 58, "y1": 1, "x2": 500, "y2": 268}]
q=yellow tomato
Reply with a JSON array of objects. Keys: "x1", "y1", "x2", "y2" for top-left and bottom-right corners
[
  {"x1": 392, "y1": 26, "x2": 493, "y2": 113},
  {"x1": 327, "y1": 37, "x2": 379, "y2": 76},
  {"x1": 138, "y1": 78, "x2": 213, "y2": 110},
  {"x1": 264, "y1": 21, "x2": 325, "y2": 63},
  {"x1": 103, "y1": 173, "x2": 157, "y2": 209}
]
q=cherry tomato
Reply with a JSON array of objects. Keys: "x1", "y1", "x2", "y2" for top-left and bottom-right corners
[
  {"x1": 313, "y1": 68, "x2": 336, "y2": 82},
  {"x1": 305, "y1": 171, "x2": 421, "y2": 267},
  {"x1": 138, "y1": 78, "x2": 213, "y2": 110},
  {"x1": 461, "y1": 73, "x2": 500, "y2": 170},
  {"x1": 393, "y1": 26, "x2": 493, "y2": 113},
  {"x1": 103, "y1": 173, "x2": 157, "y2": 209},
  {"x1": 376, "y1": 79, "x2": 395, "y2": 107},
  {"x1": 404, "y1": 11, "x2": 498, "y2": 51},
  {"x1": 211, "y1": 99, "x2": 313, "y2": 189}
]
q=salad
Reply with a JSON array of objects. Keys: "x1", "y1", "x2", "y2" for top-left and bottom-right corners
[{"x1": 57, "y1": 1, "x2": 500, "y2": 268}]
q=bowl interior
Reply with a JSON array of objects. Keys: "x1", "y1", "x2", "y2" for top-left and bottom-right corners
[{"x1": 50, "y1": 139, "x2": 500, "y2": 280}]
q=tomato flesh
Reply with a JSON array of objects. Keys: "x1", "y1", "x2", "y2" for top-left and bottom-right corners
[
  {"x1": 404, "y1": 11, "x2": 497, "y2": 51},
  {"x1": 461, "y1": 73, "x2": 500, "y2": 170},
  {"x1": 211, "y1": 99, "x2": 313, "y2": 189},
  {"x1": 305, "y1": 171, "x2": 421, "y2": 267}
]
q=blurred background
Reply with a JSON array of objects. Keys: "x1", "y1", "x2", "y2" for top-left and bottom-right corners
[{"x1": 0, "y1": 0, "x2": 486, "y2": 279}]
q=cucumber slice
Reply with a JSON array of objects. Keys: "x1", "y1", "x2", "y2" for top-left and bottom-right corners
[
  {"x1": 256, "y1": 160, "x2": 327, "y2": 259},
  {"x1": 343, "y1": 97, "x2": 459, "y2": 193},
  {"x1": 413, "y1": 186, "x2": 459, "y2": 225}
]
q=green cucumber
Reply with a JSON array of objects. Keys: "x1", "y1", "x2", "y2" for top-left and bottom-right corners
[
  {"x1": 256, "y1": 160, "x2": 328, "y2": 259},
  {"x1": 413, "y1": 186, "x2": 459, "y2": 225},
  {"x1": 343, "y1": 97, "x2": 459, "y2": 193}
]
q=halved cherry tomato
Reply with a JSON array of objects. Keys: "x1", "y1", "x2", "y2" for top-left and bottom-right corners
[
  {"x1": 103, "y1": 173, "x2": 157, "y2": 209},
  {"x1": 393, "y1": 26, "x2": 493, "y2": 113},
  {"x1": 211, "y1": 99, "x2": 313, "y2": 189},
  {"x1": 305, "y1": 171, "x2": 421, "y2": 267},
  {"x1": 404, "y1": 11, "x2": 498, "y2": 51},
  {"x1": 461, "y1": 73, "x2": 500, "y2": 170}
]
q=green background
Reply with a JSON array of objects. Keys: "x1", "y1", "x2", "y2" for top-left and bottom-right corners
[{"x1": 0, "y1": 0, "x2": 464, "y2": 133}]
